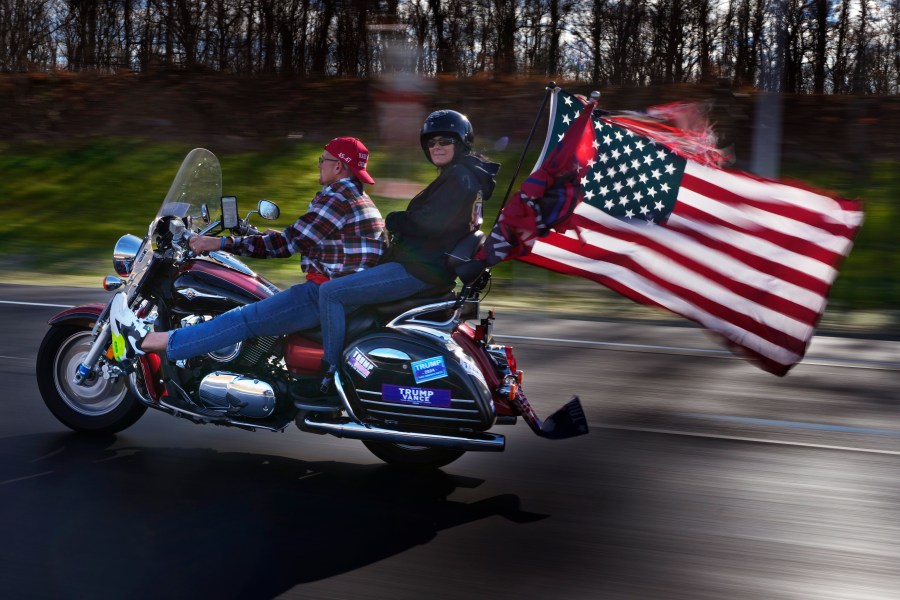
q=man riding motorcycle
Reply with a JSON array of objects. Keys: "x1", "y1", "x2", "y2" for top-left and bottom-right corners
[{"x1": 110, "y1": 136, "x2": 385, "y2": 391}]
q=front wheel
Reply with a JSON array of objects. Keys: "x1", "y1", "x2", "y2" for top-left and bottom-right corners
[
  {"x1": 363, "y1": 440, "x2": 465, "y2": 470},
  {"x1": 36, "y1": 325, "x2": 147, "y2": 434}
]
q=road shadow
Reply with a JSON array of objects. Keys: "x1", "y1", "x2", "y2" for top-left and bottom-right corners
[{"x1": 0, "y1": 432, "x2": 545, "y2": 600}]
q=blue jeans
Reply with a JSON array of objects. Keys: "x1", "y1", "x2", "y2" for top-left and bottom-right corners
[
  {"x1": 318, "y1": 262, "x2": 430, "y2": 368},
  {"x1": 166, "y1": 280, "x2": 322, "y2": 360}
]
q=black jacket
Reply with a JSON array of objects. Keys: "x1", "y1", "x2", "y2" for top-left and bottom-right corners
[{"x1": 385, "y1": 154, "x2": 500, "y2": 287}]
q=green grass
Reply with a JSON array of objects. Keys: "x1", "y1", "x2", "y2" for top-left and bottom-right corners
[
  {"x1": 0, "y1": 137, "x2": 536, "y2": 284},
  {"x1": 0, "y1": 138, "x2": 897, "y2": 316}
]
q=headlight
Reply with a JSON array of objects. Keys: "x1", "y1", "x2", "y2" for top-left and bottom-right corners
[{"x1": 113, "y1": 234, "x2": 143, "y2": 277}]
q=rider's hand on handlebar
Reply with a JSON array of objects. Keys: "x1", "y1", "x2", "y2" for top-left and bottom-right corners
[{"x1": 188, "y1": 236, "x2": 222, "y2": 255}]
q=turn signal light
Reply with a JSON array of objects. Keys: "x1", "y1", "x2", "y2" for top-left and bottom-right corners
[
  {"x1": 103, "y1": 275, "x2": 125, "y2": 291},
  {"x1": 504, "y1": 346, "x2": 517, "y2": 373}
]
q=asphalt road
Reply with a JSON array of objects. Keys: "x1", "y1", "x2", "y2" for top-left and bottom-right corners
[{"x1": 1, "y1": 283, "x2": 898, "y2": 600}]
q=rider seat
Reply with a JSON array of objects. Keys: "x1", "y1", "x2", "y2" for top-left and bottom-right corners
[{"x1": 287, "y1": 229, "x2": 487, "y2": 344}]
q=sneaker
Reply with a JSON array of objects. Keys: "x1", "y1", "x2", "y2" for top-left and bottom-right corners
[{"x1": 109, "y1": 292, "x2": 149, "y2": 361}]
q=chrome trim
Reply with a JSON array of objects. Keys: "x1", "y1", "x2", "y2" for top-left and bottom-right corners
[
  {"x1": 361, "y1": 408, "x2": 483, "y2": 423},
  {"x1": 393, "y1": 324, "x2": 452, "y2": 344},
  {"x1": 113, "y1": 234, "x2": 143, "y2": 277},
  {"x1": 156, "y1": 398, "x2": 287, "y2": 432},
  {"x1": 300, "y1": 417, "x2": 506, "y2": 451},
  {"x1": 368, "y1": 348, "x2": 411, "y2": 361},
  {"x1": 206, "y1": 251, "x2": 256, "y2": 276},
  {"x1": 73, "y1": 322, "x2": 111, "y2": 385},
  {"x1": 386, "y1": 300, "x2": 462, "y2": 332},
  {"x1": 103, "y1": 275, "x2": 125, "y2": 291},
  {"x1": 334, "y1": 371, "x2": 363, "y2": 423},
  {"x1": 320, "y1": 372, "x2": 502, "y2": 450},
  {"x1": 177, "y1": 287, "x2": 227, "y2": 301}
]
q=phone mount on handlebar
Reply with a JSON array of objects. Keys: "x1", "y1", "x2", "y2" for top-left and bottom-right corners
[
  {"x1": 219, "y1": 197, "x2": 280, "y2": 236},
  {"x1": 221, "y1": 196, "x2": 239, "y2": 229}
]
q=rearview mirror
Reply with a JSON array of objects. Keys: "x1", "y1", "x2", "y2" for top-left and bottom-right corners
[
  {"x1": 258, "y1": 199, "x2": 280, "y2": 221},
  {"x1": 221, "y1": 196, "x2": 239, "y2": 229}
]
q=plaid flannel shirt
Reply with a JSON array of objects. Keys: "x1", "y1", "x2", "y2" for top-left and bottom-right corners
[{"x1": 222, "y1": 178, "x2": 386, "y2": 279}]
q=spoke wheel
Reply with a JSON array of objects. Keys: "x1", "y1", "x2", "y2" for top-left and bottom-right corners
[{"x1": 36, "y1": 325, "x2": 146, "y2": 434}]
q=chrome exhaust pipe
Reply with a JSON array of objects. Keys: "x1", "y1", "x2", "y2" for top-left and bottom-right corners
[{"x1": 301, "y1": 417, "x2": 506, "y2": 452}]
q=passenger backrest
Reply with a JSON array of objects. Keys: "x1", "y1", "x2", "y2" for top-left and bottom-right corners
[{"x1": 446, "y1": 230, "x2": 486, "y2": 286}]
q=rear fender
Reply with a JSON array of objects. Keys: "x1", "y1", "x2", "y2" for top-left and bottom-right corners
[{"x1": 452, "y1": 326, "x2": 516, "y2": 417}]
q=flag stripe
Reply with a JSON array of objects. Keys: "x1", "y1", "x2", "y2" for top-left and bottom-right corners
[
  {"x1": 684, "y1": 171, "x2": 860, "y2": 242},
  {"x1": 668, "y1": 202, "x2": 838, "y2": 286},
  {"x1": 680, "y1": 175, "x2": 856, "y2": 262},
  {"x1": 521, "y1": 238, "x2": 805, "y2": 366},
  {"x1": 569, "y1": 210, "x2": 824, "y2": 322},
  {"x1": 544, "y1": 226, "x2": 813, "y2": 355},
  {"x1": 661, "y1": 210, "x2": 833, "y2": 302},
  {"x1": 687, "y1": 162, "x2": 864, "y2": 231}
]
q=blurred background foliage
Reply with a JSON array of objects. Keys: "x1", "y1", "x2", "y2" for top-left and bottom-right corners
[
  {"x1": 0, "y1": 73, "x2": 897, "y2": 329},
  {"x1": 0, "y1": 135, "x2": 896, "y2": 318}
]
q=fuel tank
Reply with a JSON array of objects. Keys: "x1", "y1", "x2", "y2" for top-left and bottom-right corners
[
  {"x1": 172, "y1": 253, "x2": 279, "y2": 315},
  {"x1": 340, "y1": 328, "x2": 495, "y2": 432}
]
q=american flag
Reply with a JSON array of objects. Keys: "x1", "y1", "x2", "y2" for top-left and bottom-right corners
[{"x1": 518, "y1": 88, "x2": 864, "y2": 376}]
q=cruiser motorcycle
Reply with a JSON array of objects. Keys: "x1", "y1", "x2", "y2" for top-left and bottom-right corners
[{"x1": 36, "y1": 148, "x2": 587, "y2": 469}]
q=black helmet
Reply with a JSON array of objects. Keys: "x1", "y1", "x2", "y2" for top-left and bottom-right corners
[{"x1": 420, "y1": 110, "x2": 474, "y2": 162}]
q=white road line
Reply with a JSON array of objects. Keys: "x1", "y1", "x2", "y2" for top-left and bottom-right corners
[
  {"x1": 495, "y1": 333, "x2": 899, "y2": 370},
  {"x1": 0, "y1": 300, "x2": 74, "y2": 308},
  {"x1": 596, "y1": 423, "x2": 900, "y2": 456},
  {"x1": 4, "y1": 299, "x2": 896, "y2": 370},
  {"x1": 495, "y1": 333, "x2": 731, "y2": 355}
]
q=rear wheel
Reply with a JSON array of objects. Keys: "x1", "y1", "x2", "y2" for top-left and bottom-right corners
[
  {"x1": 363, "y1": 440, "x2": 465, "y2": 470},
  {"x1": 36, "y1": 325, "x2": 147, "y2": 434}
]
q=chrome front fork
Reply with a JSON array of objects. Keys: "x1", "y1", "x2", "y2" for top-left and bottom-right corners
[
  {"x1": 73, "y1": 322, "x2": 112, "y2": 385},
  {"x1": 73, "y1": 297, "x2": 116, "y2": 386}
]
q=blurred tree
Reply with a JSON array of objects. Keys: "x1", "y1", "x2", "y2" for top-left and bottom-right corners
[
  {"x1": 833, "y1": 0, "x2": 852, "y2": 93},
  {"x1": 811, "y1": 0, "x2": 828, "y2": 93},
  {"x1": 0, "y1": 0, "x2": 55, "y2": 71},
  {"x1": 851, "y1": 0, "x2": 870, "y2": 93},
  {"x1": 1, "y1": 0, "x2": 897, "y2": 95},
  {"x1": 310, "y1": 0, "x2": 335, "y2": 76},
  {"x1": 492, "y1": 0, "x2": 517, "y2": 75}
]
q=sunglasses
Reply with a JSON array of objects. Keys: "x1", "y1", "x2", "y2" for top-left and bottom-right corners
[
  {"x1": 427, "y1": 137, "x2": 456, "y2": 149},
  {"x1": 318, "y1": 155, "x2": 340, "y2": 166}
]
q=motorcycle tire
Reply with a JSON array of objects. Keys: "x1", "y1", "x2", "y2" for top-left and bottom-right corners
[
  {"x1": 36, "y1": 325, "x2": 147, "y2": 435},
  {"x1": 362, "y1": 440, "x2": 465, "y2": 470}
]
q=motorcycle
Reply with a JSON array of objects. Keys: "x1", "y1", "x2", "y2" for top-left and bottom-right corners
[{"x1": 36, "y1": 148, "x2": 588, "y2": 469}]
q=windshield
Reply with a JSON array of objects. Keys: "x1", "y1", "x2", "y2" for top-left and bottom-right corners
[{"x1": 155, "y1": 148, "x2": 222, "y2": 222}]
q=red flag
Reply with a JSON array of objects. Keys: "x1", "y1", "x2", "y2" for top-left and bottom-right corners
[
  {"x1": 517, "y1": 88, "x2": 864, "y2": 376},
  {"x1": 481, "y1": 98, "x2": 597, "y2": 265}
]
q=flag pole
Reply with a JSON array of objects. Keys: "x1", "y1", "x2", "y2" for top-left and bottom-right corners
[{"x1": 491, "y1": 82, "x2": 558, "y2": 227}]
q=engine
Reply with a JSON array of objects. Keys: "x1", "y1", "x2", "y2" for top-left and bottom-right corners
[
  {"x1": 197, "y1": 372, "x2": 276, "y2": 418},
  {"x1": 177, "y1": 314, "x2": 283, "y2": 419}
]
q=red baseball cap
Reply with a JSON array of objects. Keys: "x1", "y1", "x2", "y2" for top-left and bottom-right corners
[{"x1": 324, "y1": 137, "x2": 375, "y2": 185}]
